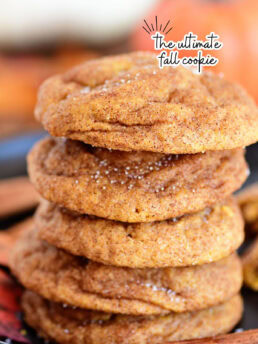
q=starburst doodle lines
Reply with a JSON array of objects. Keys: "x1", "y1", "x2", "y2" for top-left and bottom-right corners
[{"x1": 142, "y1": 16, "x2": 173, "y2": 35}]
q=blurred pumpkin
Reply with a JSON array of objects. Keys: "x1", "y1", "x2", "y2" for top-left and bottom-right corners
[{"x1": 131, "y1": 0, "x2": 258, "y2": 101}]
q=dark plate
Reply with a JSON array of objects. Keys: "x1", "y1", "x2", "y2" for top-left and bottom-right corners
[
  {"x1": 0, "y1": 131, "x2": 46, "y2": 179},
  {"x1": 0, "y1": 134, "x2": 257, "y2": 343}
]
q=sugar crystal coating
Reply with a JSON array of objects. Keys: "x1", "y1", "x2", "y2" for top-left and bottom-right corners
[{"x1": 28, "y1": 137, "x2": 248, "y2": 222}]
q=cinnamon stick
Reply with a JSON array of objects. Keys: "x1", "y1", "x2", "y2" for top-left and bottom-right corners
[
  {"x1": 0, "y1": 177, "x2": 38, "y2": 217},
  {"x1": 168, "y1": 329, "x2": 258, "y2": 344}
]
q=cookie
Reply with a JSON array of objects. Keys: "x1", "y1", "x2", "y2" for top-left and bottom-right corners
[
  {"x1": 237, "y1": 183, "x2": 258, "y2": 234},
  {"x1": 10, "y1": 227, "x2": 242, "y2": 315},
  {"x1": 35, "y1": 52, "x2": 258, "y2": 154},
  {"x1": 22, "y1": 291, "x2": 243, "y2": 344},
  {"x1": 242, "y1": 237, "x2": 258, "y2": 291},
  {"x1": 36, "y1": 197, "x2": 244, "y2": 268},
  {"x1": 28, "y1": 137, "x2": 248, "y2": 222}
]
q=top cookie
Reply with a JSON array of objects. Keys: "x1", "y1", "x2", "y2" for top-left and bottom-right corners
[{"x1": 35, "y1": 52, "x2": 258, "y2": 153}]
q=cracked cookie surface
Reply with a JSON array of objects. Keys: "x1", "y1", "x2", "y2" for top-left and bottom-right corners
[
  {"x1": 22, "y1": 291, "x2": 243, "y2": 344},
  {"x1": 36, "y1": 197, "x2": 244, "y2": 268},
  {"x1": 35, "y1": 52, "x2": 258, "y2": 153},
  {"x1": 10, "y1": 227, "x2": 242, "y2": 315},
  {"x1": 28, "y1": 137, "x2": 248, "y2": 222}
]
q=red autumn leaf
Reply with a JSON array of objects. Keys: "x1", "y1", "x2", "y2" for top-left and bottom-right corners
[
  {"x1": 0, "y1": 219, "x2": 33, "y2": 343},
  {"x1": 0, "y1": 270, "x2": 30, "y2": 343}
]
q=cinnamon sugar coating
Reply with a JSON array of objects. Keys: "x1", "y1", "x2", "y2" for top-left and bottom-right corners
[
  {"x1": 28, "y1": 137, "x2": 248, "y2": 222},
  {"x1": 35, "y1": 52, "x2": 258, "y2": 153},
  {"x1": 10, "y1": 227, "x2": 242, "y2": 315},
  {"x1": 36, "y1": 198, "x2": 244, "y2": 268},
  {"x1": 22, "y1": 291, "x2": 243, "y2": 344}
]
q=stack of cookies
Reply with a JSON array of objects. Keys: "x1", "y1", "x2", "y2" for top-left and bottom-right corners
[{"x1": 10, "y1": 53, "x2": 258, "y2": 344}]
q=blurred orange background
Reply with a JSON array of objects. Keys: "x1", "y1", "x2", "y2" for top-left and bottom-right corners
[
  {"x1": 0, "y1": 0, "x2": 257, "y2": 140},
  {"x1": 131, "y1": 0, "x2": 258, "y2": 102}
]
